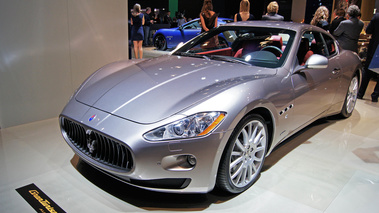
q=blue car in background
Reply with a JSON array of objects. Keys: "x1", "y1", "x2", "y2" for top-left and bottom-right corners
[{"x1": 153, "y1": 18, "x2": 233, "y2": 50}]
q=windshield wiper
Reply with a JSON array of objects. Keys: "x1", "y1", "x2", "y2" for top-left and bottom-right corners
[
  {"x1": 173, "y1": 52, "x2": 210, "y2": 60},
  {"x1": 208, "y1": 55, "x2": 251, "y2": 66}
]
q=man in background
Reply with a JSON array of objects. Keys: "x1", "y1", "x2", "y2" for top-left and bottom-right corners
[
  {"x1": 143, "y1": 7, "x2": 153, "y2": 46},
  {"x1": 358, "y1": 12, "x2": 379, "y2": 102}
]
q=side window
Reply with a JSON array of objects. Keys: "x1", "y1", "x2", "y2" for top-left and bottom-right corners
[
  {"x1": 298, "y1": 31, "x2": 329, "y2": 65},
  {"x1": 194, "y1": 21, "x2": 201, "y2": 29},
  {"x1": 183, "y1": 21, "x2": 200, "y2": 29},
  {"x1": 183, "y1": 23, "x2": 193, "y2": 29},
  {"x1": 322, "y1": 33, "x2": 337, "y2": 56},
  {"x1": 306, "y1": 32, "x2": 327, "y2": 57}
]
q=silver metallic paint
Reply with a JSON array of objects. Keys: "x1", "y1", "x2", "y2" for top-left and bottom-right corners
[{"x1": 60, "y1": 21, "x2": 362, "y2": 193}]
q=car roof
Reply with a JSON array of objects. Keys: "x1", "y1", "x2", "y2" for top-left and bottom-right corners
[{"x1": 223, "y1": 21, "x2": 319, "y2": 33}]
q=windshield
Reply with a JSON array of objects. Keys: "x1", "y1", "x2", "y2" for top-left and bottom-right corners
[{"x1": 172, "y1": 26, "x2": 296, "y2": 68}]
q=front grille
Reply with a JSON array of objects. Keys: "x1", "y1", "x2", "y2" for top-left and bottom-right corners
[{"x1": 60, "y1": 117, "x2": 134, "y2": 171}]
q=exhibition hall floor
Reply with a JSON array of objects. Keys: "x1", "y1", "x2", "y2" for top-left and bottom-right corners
[{"x1": 1, "y1": 82, "x2": 379, "y2": 213}]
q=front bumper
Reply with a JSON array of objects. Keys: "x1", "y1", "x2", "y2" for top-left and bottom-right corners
[{"x1": 59, "y1": 100, "x2": 231, "y2": 193}]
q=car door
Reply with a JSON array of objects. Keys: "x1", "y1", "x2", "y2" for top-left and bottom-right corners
[
  {"x1": 181, "y1": 20, "x2": 201, "y2": 42},
  {"x1": 290, "y1": 31, "x2": 342, "y2": 128}
]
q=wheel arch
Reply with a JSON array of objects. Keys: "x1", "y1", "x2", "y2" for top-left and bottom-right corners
[{"x1": 355, "y1": 67, "x2": 362, "y2": 88}]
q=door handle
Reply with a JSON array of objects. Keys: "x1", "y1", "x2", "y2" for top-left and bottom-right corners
[{"x1": 332, "y1": 68, "x2": 341, "y2": 75}]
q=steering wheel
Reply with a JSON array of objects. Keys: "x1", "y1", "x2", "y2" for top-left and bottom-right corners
[{"x1": 261, "y1": 46, "x2": 283, "y2": 57}]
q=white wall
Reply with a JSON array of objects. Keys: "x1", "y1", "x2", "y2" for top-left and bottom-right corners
[{"x1": 0, "y1": 0, "x2": 129, "y2": 128}]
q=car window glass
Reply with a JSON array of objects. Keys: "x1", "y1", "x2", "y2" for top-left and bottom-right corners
[
  {"x1": 173, "y1": 26, "x2": 295, "y2": 68},
  {"x1": 183, "y1": 21, "x2": 200, "y2": 29},
  {"x1": 322, "y1": 33, "x2": 337, "y2": 56},
  {"x1": 297, "y1": 31, "x2": 326, "y2": 65}
]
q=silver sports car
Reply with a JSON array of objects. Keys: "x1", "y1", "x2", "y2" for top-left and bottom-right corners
[{"x1": 60, "y1": 21, "x2": 361, "y2": 194}]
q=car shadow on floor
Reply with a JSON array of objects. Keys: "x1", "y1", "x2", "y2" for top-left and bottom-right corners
[
  {"x1": 262, "y1": 117, "x2": 337, "y2": 172},
  {"x1": 71, "y1": 155, "x2": 236, "y2": 211},
  {"x1": 70, "y1": 116, "x2": 345, "y2": 211}
]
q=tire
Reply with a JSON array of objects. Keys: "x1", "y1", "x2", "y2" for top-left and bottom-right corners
[
  {"x1": 216, "y1": 114, "x2": 268, "y2": 194},
  {"x1": 154, "y1": 34, "x2": 167, "y2": 50},
  {"x1": 340, "y1": 74, "x2": 359, "y2": 118}
]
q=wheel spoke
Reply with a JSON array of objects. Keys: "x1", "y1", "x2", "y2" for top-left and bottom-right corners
[
  {"x1": 231, "y1": 160, "x2": 243, "y2": 179},
  {"x1": 346, "y1": 77, "x2": 358, "y2": 113},
  {"x1": 231, "y1": 151, "x2": 242, "y2": 156},
  {"x1": 251, "y1": 162, "x2": 258, "y2": 172},
  {"x1": 241, "y1": 128, "x2": 249, "y2": 146},
  {"x1": 253, "y1": 127, "x2": 263, "y2": 145},
  {"x1": 230, "y1": 156, "x2": 243, "y2": 170},
  {"x1": 226, "y1": 117, "x2": 268, "y2": 189},
  {"x1": 235, "y1": 138, "x2": 246, "y2": 152}
]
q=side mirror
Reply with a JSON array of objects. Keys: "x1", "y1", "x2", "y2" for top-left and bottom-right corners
[
  {"x1": 305, "y1": 54, "x2": 328, "y2": 69},
  {"x1": 294, "y1": 54, "x2": 328, "y2": 74}
]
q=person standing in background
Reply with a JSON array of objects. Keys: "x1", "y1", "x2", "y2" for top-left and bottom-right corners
[
  {"x1": 177, "y1": 12, "x2": 187, "y2": 27},
  {"x1": 200, "y1": 0, "x2": 218, "y2": 48},
  {"x1": 262, "y1": 1, "x2": 284, "y2": 21},
  {"x1": 234, "y1": 0, "x2": 254, "y2": 22},
  {"x1": 131, "y1": 3, "x2": 145, "y2": 59},
  {"x1": 329, "y1": 8, "x2": 346, "y2": 35},
  {"x1": 143, "y1": 7, "x2": 153, "y2": 46},
  {"x1": 333, "y1": 5, "x2": 364, "y2": 53},
  {"x1": 164, "y1": 11, "x2": 173, "y2": 27},
  {"x1": 310, "y1": 6, "x2": 330, "y2": 31},
  {"x1": 200, "y1": 0, "x2": 218, "y2": 32},
  {"x1": 358, "y1": 12, "x2": 379, "y2": 102}
]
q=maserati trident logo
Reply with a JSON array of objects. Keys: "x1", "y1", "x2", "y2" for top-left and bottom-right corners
[
  {"x1": 86, "y1": 130, "x2": 97, "y2": 155},
  {"x1": 89, "y1": 114, "x2": 96, "y2": 122}
]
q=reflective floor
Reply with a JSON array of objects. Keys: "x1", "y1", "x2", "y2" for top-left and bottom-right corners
[{"x1": 1, "y1": 81, "x2": 379, "y2": 213}]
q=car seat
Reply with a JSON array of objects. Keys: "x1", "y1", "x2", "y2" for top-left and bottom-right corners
[
  {"x1": 234, "y1": 40, "x2": 261, "y2": 58},
  {"x1": 297, "y1": 38, "x2": 313, "y2": 65}
]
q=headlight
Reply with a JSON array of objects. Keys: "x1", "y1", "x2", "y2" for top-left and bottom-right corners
[{"x1": 143, "y1": 112, "x2": 226, "y2": 141}]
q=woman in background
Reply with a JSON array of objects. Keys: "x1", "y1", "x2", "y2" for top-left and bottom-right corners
[
  {"x1": 200, "y1": 0, "x2": 218, "y2": 32},
  {"x1": 130, "y1": 3, "x2": 145, "y2": 59},
  {"x1": 199, "y1": 0, "x2": 218, "y2": 47},
  {"x1": 310, "y1": 6, "x2": 330, "y2": 31},
  {"x1": 234, "y1": 0, "x2": 254, "y2": 22}
]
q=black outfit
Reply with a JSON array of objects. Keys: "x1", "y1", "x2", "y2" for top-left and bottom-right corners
[
  {"x1": 131, "y1": 13, "x2": 144, "y2": 41},
  {"x1": 236, "y1": 13, "x2": 254, "y2": 21},
  {"x1": 261, "y1": 12, "x2": 284, "y2": 21},
  {"x1": 144, "y1": 13, "x2": 152, "y2": 27},
  {"x1": 143, "y1": 13, "x2": 152, "y2": 46},
  {"x1": 358, "y1": 13, "x2": 379, "y2": 102},
  {"x1": 164, "y1": 15, "x2": 173, "y2": 26},
  {"x1": 329, "y1": 16, "x2": 345, "y2": 35},
  {"x1": 316, "y1": 20, "x2": 329, "y2": 31},
  {"x1": 201, "y1": 12, "x2": 218, "y2": 32}
]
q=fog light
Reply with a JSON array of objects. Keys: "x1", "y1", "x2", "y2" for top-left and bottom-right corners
[
  {"x1": 161, "y1": 154, "x2": 197, "y2": 171},
  {"x1": 187, "y1": 155, "x2": 197, "y2": 166}
]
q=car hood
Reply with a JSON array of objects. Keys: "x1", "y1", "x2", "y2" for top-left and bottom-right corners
[{"x1": 75, "y1": 55, "x2": 275, "y2": 124}]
